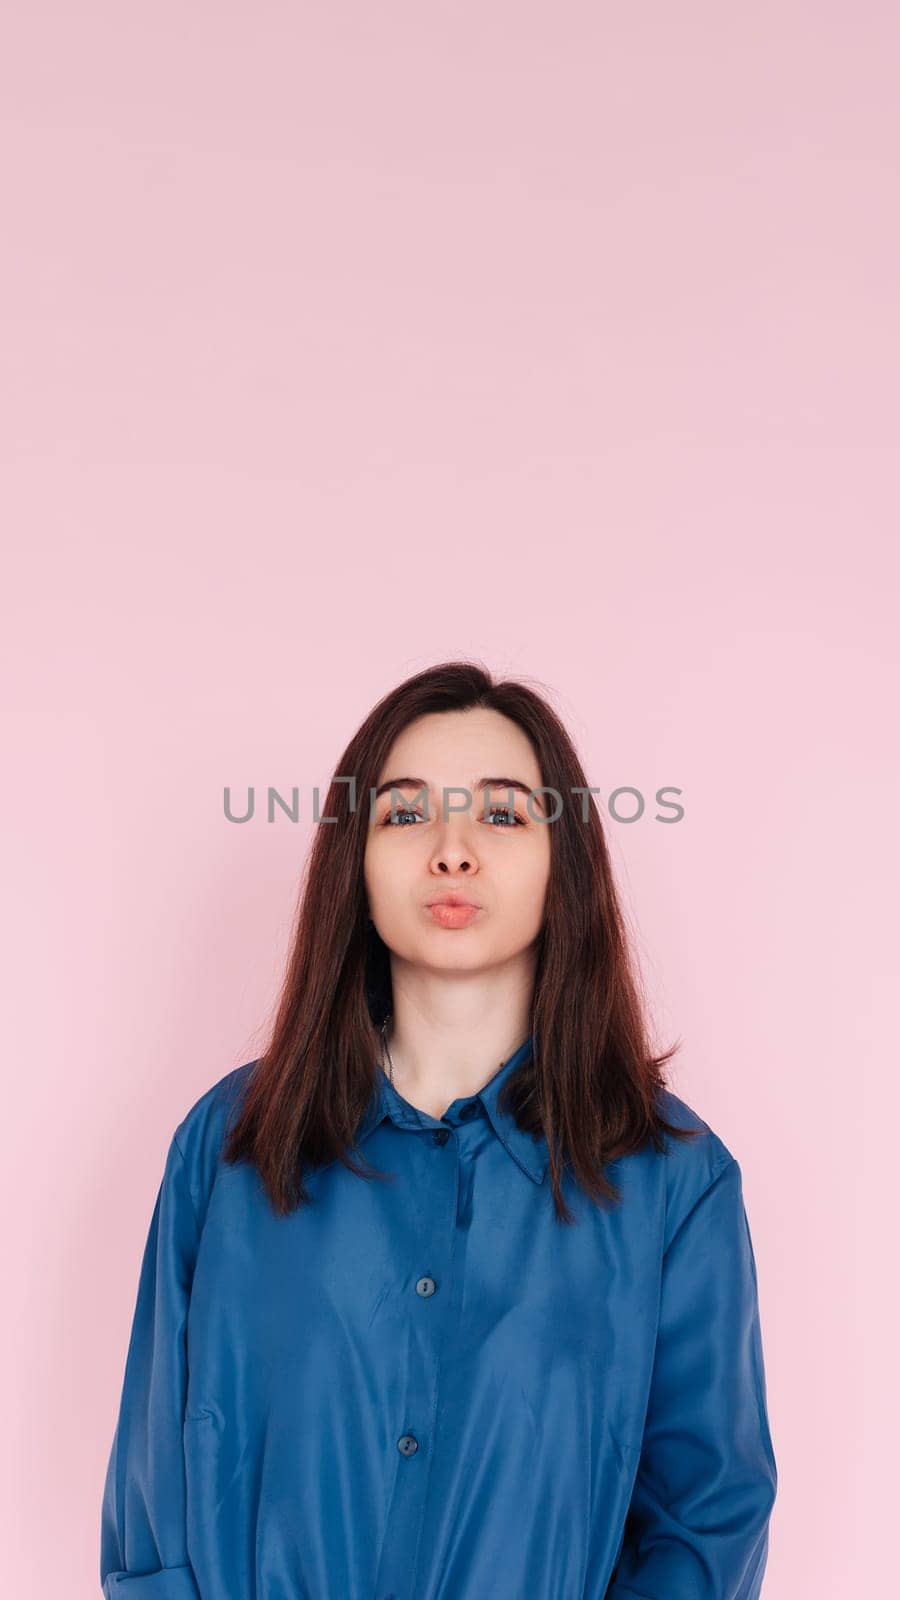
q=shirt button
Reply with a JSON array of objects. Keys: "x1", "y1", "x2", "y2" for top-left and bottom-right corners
[
  {"x1": 432, "y1": 1128, "x2": 450, "y2": 1145},
  {"x1": 397, "y1": 1433, "x2": 419, "y2": 1456},
  {"x1": 415, "y1": 1275, "x2": 437, "y2": 1297},
  {"x1": 458, "y1": 1101, "x2": 478, "y2": 1120}
]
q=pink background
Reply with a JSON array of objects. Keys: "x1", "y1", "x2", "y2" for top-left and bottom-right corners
[{"x1": 2, "y1": 3, "x2": 897, "y2": 1595}]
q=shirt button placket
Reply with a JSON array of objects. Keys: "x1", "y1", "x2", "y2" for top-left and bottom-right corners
[{"x1": 373, "y1": 1121, "x2": 459, "y2": 1600}]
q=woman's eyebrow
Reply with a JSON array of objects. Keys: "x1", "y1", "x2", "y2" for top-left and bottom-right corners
[{"x1": 373, "y1": 776, "x2": 543, "y2": 806}]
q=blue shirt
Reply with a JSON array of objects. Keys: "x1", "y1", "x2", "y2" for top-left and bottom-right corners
[{"x1": 100, "y1": 1037, "x2": 777, "y2": 1599}]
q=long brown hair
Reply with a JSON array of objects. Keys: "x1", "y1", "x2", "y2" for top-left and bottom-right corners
[{"x1": 224, "y1": 659, "x2": 696, "y2": 1224}]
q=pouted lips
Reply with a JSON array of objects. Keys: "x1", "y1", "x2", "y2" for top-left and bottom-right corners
[
  {"x1": 425, "y1": 893, "x2": 482, "y2": 909},
  {"x1": 424, "y1": 893, "x2": 483, "y2": 928}
]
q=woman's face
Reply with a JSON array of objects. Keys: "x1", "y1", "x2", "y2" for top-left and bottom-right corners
[{"x1": 364, "y1": 707, "x2": 551, "y2": 975}]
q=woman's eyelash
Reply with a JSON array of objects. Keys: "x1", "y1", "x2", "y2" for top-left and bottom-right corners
[{"x1": 382, "y1": 805, "x2": 525, "y2": 827}]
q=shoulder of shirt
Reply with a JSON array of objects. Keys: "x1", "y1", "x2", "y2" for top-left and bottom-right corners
[
  {"x1": 650, "y1": 1086, "x2": 741, "y2": 1250},
  {"x1": 167, "y1": 1059, "x2": 259, "y2": 1223}
]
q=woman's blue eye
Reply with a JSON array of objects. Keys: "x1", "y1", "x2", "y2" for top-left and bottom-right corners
[
  {"x1": 383, "y1": 806, "x2": 524, "y2": 827},
  {"x1": 486, "y1": 806, "x2": 523, "y2": 826},
  {"x1": 386, "y1": 807, "x2": 420, "y2": 826}
]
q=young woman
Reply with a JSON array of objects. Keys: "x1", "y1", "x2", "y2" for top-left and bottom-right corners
[{"x1": 100, "y1": 660, "x2": 777, "y2": 1600}]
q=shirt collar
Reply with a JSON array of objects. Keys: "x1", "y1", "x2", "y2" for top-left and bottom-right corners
[{"x1": 356, "y1": 1033, "x2": 548, "y2": 1185}]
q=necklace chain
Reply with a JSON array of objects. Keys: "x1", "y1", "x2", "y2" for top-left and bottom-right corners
[{"x1": 380, "y1": 1016, "x2": 514, "y2": 1090}]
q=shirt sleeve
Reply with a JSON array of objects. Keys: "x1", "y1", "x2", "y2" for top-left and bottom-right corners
[
  {"x1": 100, "y1": 1133, "x2": 203, "y2": 1599},
  {"x1": 607, "y1": 1155, "x2": 778, "y2": 1600}
]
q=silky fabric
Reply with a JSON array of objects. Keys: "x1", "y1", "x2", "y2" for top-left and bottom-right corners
[{"x1": 100, "y1": 1038, "x2": 777, "y2": 1599}]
